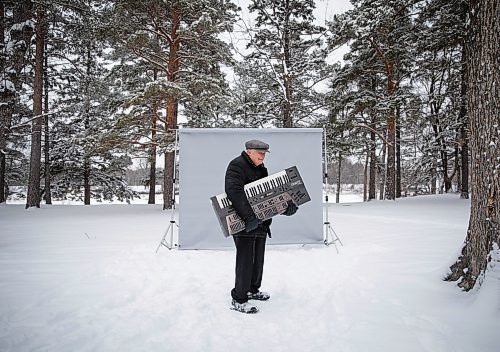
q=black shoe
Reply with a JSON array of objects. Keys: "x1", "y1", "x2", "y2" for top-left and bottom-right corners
[{"x1": 247, "y1": 291, "x2": 270, "y2": 301}]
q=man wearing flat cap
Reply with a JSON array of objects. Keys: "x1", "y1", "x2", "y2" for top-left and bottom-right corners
[{"x1": 225, "y1": 139, "x2": 298, "y2": 314}]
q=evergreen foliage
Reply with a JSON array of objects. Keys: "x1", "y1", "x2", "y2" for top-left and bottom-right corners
[
  {"x1": 0, "y1": 0, "x2": 492, "y2": 207},
  {"x1": 238, "y1": 0, "x2": 330, "y2": 127}
]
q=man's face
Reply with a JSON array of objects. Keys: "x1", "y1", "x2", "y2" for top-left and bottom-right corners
[{"x1": 247, "y1": 149, "x2": 267, "y2": 166}]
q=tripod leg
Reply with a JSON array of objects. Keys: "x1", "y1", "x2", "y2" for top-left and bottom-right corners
[
  {"x1": 156, "y1": 223, "x2": 173, "y2": 253},
  {"x1": 330, "y1": 226, "x2": 343, "y2": 246},
  {"x1": 328, "y1": 227, "x2": 340, "y2": 253}
]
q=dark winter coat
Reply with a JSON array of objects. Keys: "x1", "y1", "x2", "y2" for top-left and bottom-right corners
[{"x1": 225, "y1": 151, "x2": 272, "y2": 237}]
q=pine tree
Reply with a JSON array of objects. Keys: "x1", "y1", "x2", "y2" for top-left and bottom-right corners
[
  {"x1": 445, "y1": 0, "x2": 499, "y2": 291},
  {"x1": 413, "y1": 0, "x2": 469, "y2": 195},
  {"x1": 0, "y1": 0, "x2": 33, "y2": 203},
  {"x1": 327, "y1": 0, "x2": 417, "y2": 200},
  {"x1": 26, "y1": 4, "x2": 46, "y2": 208},
  {"x1": 243, "y1": 0, "x2": 329, "y2": 128},
  {"x1": 105, "y1": 0, "x2": 238, "y2": 209},
  {"x1": 46, "y1": 0, "x2": 138, "y2": 204}
]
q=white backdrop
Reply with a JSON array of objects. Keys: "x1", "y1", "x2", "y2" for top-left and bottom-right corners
[{"x1": 177, "y1": 128, "x2": 324, "y2": 249}]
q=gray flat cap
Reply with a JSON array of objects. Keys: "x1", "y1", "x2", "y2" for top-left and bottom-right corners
[{"x1": 245, "y1": 139, "x2": 270, "y2": 152}]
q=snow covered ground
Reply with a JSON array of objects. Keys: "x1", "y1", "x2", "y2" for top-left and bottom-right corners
[{"x1": 1, "y1": 194, "x2": 498, "y2": 352}]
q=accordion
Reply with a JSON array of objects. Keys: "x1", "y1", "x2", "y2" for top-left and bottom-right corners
[{"x1": 210, "y1": 166, "x2": 311, "y2": 237}]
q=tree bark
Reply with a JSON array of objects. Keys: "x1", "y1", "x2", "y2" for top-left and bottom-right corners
[
  {"x1": 43, "y1": 38, "x2": 51, "y2": 205},
  {"x1": 367, "y1": 38, "x2": 396, "y2": 200},
  {"x1": 282, "y1": 0, "x2": 293, "y2": 128},
  {"x1": 454, "y1": 145, "x2": 460, "y2": 192},
  {"x1": 385, "y1": 108, "x2": 396, "y2": 201},
  {"x1": 0, "y1": 1, "x2": 7, "y2": 204},
  {"x1": 148, "y1": 68, "x2": 159, "y2": 205},
  {"x1": 0, "y1": 0, "x2": 33, "y2": 203},
  {"x1": 26, "y1": 7, "x2": 45, "y2": 209},
  {"x1": 459, "y1": 42, "x2": 470, "y2": 199},
  {"x1": 368, "y1": 81, "x2": 377, "y2": 201},
  {"x1": 148, "y1": 105, "x2": 158, "y2": 204},
  {"x1": 446, "y1": 0, "x2": 499, "y2": 291},
  {"x1": 430, "y1": 157, "x2": 437, "y2": 194},
  {"x1": 460, "y1": 125, "x2": 470, "y2": 199},
  {"x1": 363, "y1": 148, "x2": 369, "y2": 202},
  {"x1": 336, "y1": 151, "x2": 342, "y2": 204},
  {"x1": 368, "y1": 127, "x2": 377, "y2": 201},
  {"x1": 163, "y1": 7, "x2": 181, "y2": 210},
  {"x1": 396, "y1": 106, "x2": 402, "y2": 198},
  {"x1": 84, "y1": 155, "x2": 91, "y2": 205},
  {"x1": 379, "y1": 136, "x2": 387, "y2": 200},
  {"x1": 83, "y1": 47, "x2": 92, "y2": 206}
]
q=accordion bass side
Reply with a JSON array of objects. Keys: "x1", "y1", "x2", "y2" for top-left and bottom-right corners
[{"x1": 210, "y1": 166, "x2": 311, "y2": 237}]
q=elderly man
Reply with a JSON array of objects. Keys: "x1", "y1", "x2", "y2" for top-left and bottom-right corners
[{"x1": 225, "y1": 139, "x2": 298, "y2": 314}]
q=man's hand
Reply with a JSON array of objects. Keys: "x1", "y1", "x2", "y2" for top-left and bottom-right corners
[
  {"x1": 283, "y1": 200, "x2": 298, "y2": 216},
  {"x1": 245, "y1": 216, "x2": 262, "y2": 232}
]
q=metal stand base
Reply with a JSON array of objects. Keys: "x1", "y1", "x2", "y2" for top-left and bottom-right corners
[
  {"x1": 323, "y1": 221, "x2": 343, "y2": 253},
  {"x1": 322, "y1": 126, "x2": 343, "y2": 253},
  {"x1": 156, "y1": 220, "x2": 178, "y2": 252}
]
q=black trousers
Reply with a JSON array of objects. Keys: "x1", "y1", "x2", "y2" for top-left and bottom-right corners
[{"x1": 231, "y1": 235, "x2": 267, "y2": 303}]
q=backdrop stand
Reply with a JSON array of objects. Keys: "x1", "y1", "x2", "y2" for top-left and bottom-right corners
[
  {"x1": 323, "y1": 127, "x2": 343, "y2": 252},
  {"x1": 156, "y1": 129, "x2": 179, "y2": 252}
]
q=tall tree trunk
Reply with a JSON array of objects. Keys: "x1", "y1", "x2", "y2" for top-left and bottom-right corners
[
  {"x1": 368, "y1": 128, "x2": 377, "y2": 201},
  {"x1": 454, "y1": 145, "x2": 460, "y2": 192},
  {"x1": 385, "y1": 107, "x2": 396, "y2": 201},
  {"x1": 43, "y1": 38, "x2": 51, "y2": 205},
  {"x1": 0, "y1": 86, "x2": 12, "y2": 202},
  {"x1": 26, "y1": 7, "x2": 44, "y2": 209},
  {"x1": 395, "y1": 106, "x2": 402, "y2": 198},
  {"x1": 430, "y1": 157, "x2": 437, "y2": 194},
  {"x1": 163, "y1": 7, "x2": 180, "y2": 210},
  {"x1": 336, "y1": 151, "x2": 342, "y2": 204},
  {"x1": 282, "y1": 0, "x2": 293, "y2": 128},
  {"x1": 363, "y1": 148, "x2": 369, "y2": 202},
  {"x1": 83, "y1": 48, "x2": 92, "y2": 205},
  {"x1": 148, "y1": 105, "x2": 157, "y2": 204},
  {"x1": 459, "y1": 42, "x2": 470, "y2": 199},
  {"x1": 367, "y1": 38, "x2": 395, "y2": 200},
  {"x1": 84, "y1": 156, "x2": 91, "y2": 204},
  {"x1": 0, "y1": 1, "x2": 7, "y2": 204},
  {"x1": 148, "y1": 68, "x2": 159, "y2": 205},
  {"x1": 446, "y1": 0, "x2": 499, "y2": 291},
  {"x1": 455, "y1": 145, "x2": 462, "y2": 192},
  {"x1": 0, "y1": 0, "x2": 33, "y2": 203},
  {"x1": 460, "y1": 125, "x2": 470, "y2": 199},
  {"x1": 368, "y1": 83, "x2": 377, "y2": 201},
  {"x1": 379, "y1": 138, "x2": 387, "y2": 200}
]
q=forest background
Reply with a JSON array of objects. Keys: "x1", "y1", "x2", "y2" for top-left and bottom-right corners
[
  {"x1": 1, "y1": 0, "x2": 498, "y2": 291},
  {"x1": 0, "y1": 0, "x2": 475, "y2": 206}
]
